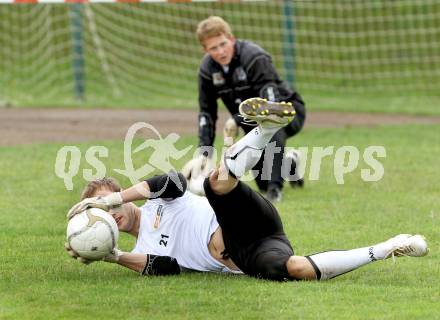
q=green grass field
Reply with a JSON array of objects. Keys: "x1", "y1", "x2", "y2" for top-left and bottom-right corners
[
  {"x1": 1, "y1": 2, "x2": 438, "y2": 317},
  {"x1": 1, "y1": 2, "x2": 440, "y2": 114},
  {"x1": 1, "y1": 123, "x2": 439, "y2": 319},
  {"x1": 7, "y1": 90, "x2": 440, "y2": 117}
]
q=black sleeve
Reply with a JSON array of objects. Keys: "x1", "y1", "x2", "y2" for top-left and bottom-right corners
[
  {"x1": 145, "y1": 172, "x2": 187, "y2": 199},
  {"x1": 141, "y1": 254, "x2": 181, "y2": 276},
  {"x1": 246, "y1": 55, "x2": 282, "y2": 102},
  {"x1": 198, "y1": 72, "x2": 218, "y2": 147}
]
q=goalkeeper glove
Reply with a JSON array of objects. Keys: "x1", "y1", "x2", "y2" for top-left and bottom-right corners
[
  {"x1": 64, "y1": 242, "x2": 124, "y2": 264},
  {"x1": 67, "y1": 192, "x2": 123, "y2": 220}
]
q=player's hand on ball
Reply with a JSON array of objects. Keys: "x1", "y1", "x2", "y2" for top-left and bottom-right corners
[
  {"x1": 64, "y1": 242, "x2": 123, "y2": 264},
  {"x1": 64, "y1": 242, "x2": 93, "y2": 265},
  {"x1": 67, "y1": 192, "x2": 123, "y2": 220}
]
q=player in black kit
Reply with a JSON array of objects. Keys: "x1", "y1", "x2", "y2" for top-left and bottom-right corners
[{"x1": 194, "y1": 16, "x2": 306, "y2": 202}]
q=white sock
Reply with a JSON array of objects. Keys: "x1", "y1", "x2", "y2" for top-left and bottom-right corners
[
  {"x1": 307, "y1": 245, "x2": 378, "y2": 280},
  {"x1": 224, "y1": 126, "x2": 279, "y2": 178}
]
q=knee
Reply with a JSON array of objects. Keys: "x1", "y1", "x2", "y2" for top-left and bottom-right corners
[
  {"x1": 254, "y1": 253, "x2": 292, "y2": 281},
  {"x1": 286, "y1": 256, "x2": 317, "y2": 280},
  {"x1": 257, "y1": 265, "x2": 287, "y2": 281}
]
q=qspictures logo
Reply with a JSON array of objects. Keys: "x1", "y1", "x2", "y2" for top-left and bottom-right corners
[{"x1": 54, "y1": 122, "x2": 386, "y2": 191}]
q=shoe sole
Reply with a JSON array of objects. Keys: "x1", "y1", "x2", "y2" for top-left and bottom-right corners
[{"x1": 239, "y1": 98, "x2": 296, "y2": 125}]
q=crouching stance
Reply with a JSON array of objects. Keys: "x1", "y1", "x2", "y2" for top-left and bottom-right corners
[{"x1": 66, "y1": 98, "x2": 428, "y2": 280}]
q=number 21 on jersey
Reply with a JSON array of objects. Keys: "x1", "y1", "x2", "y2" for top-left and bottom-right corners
[{"x1": 159, "y1": 234, "x2": 169, "y2": 247}]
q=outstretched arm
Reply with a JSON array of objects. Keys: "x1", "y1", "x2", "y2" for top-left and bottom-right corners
[
  {"x1": 65, "y1": 243, "x2": 180, "y2": 276},
  {"x1": 117, "y1": 252, "x2": 149, "y2": 272},
  {"x1": 67, "y1": 172, "x2": 187, "y2": 220},
  {"x1": 121, "y1": 172, "x2": 187, "y2": 202},
  {"x1": 118, "y1": 253, "x2": 181, "y2": 276},
  {"x1": 119, "y1": 181, "x2": 152, "y2": 202},
  {"x1": 198, "y1": 71, "x2": 218, "y2": 148}
]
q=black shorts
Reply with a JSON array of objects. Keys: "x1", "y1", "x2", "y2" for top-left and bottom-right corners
[{"x1": 203, "y1": 179, "x2": 294, "y2": 281}]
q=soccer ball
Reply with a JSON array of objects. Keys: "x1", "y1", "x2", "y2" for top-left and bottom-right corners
[{"x1": 66, "y1": 208, "x2": 119, "y2": 260}]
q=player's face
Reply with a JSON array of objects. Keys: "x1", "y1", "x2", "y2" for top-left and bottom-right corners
[
  {"x1": 203, "y1": 34, "x2": 236, "y2": 66},
  {"x1": 93, "y1": 188, "x2": 136, "y2": 233}
]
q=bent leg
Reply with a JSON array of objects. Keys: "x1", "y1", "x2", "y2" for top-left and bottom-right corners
[
  {"x1": 203, "y1": 165, "x2": 293, "y2": 275},
  {"x1": 204, "y1": 166, "x2": 284, "y2": 241},
  {"x1": 251, "y1": 237, "x2": 295, "y2": 281},
  {"x1": 203, "y1": 98, "x2": 298, "y2": 277}
]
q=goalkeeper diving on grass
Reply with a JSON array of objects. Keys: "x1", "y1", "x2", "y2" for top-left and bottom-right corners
[{"x1": 66, "y1": 98, "x2": 429, "y2": 280}]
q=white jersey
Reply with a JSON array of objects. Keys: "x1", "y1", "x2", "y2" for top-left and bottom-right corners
[{"x1": 132, "y1": 192, "x2": 230, "y2": 273}]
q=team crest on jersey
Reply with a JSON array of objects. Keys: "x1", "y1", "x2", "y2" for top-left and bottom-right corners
[
  {"x1": 154, "y1": 205, "x2": 164, "y2": 229},
  {"x1": 235, "y1": 67, "x2": 247, "y2": 82},
  {"x1": 212, "y1": 72, "x2": 225, "y2": 86}
]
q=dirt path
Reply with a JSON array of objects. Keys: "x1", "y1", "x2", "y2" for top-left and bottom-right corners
[{"x1": 1, "y1": 108, "x2": 439, "y2": 146}]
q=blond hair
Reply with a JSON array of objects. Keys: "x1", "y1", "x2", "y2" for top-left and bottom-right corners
[
  {"x1": 80, "y1": 177, "x2": 121, "y2": 200},
  {"x1": 196, "y1": 16, "x2": 233, "y2": 45}
]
